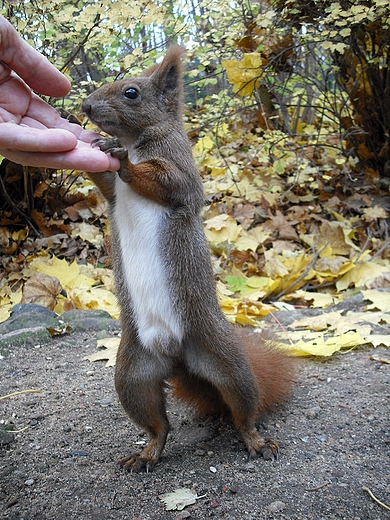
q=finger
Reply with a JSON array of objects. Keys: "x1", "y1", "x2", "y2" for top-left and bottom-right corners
[
  {"x1": 0, "y1": 16, "x2": 70, "y2": 97},
  {"x1": 0, "y1": 123, "x2": 77, "y2": 152},
  {"x1": 24, "y1": 94, "x2": 103, "y2": 141},
  {"x1": 0, "y1": 142, "x2": 120, "y2": 172}
]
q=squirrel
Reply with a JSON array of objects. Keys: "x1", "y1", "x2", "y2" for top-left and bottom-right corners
[{"x1": 82, "y1": 46, "x2": 295, "y2": 472}]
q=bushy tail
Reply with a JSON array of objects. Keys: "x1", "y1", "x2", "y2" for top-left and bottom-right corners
[
  {"x1": 242, "y1": 330, "x2": 296, "y2": 413},
  {"x1": 171, "y1": 329, "x2": 295, "y2": 418}
]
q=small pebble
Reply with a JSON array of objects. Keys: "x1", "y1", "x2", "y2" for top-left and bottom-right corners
[
  {"x1": 194, "y1": 449, "x2": 205, "y2": 456},
  {"x1": 67, "y1": 449, "x2": 88, "y2": 457},
  {"x1": 268, "y1": 500, "x2": 286, "y2": 513},
  {"x1": 306, "y1": 406, "x2": 322, "y2": 419},
  {"x1": 209, "y1": 466, "x2": 217, "y2": 473},
  {"x1": 24, "y1": 479, "x2": 34, "y2": 486}
]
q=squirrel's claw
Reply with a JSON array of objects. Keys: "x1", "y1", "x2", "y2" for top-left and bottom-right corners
[
  {"x1": 241, "y1": 428, "x2": 280, "y2": 461},
  {"x1": 92, "y1": 137, "x2": 128, "y2": 161},
  {"x1": 118, "y1": 453, "x2": 158, "y2": 473},
  {"x1": 260, "y1": 438, "x2": 279, "y2": 461}
]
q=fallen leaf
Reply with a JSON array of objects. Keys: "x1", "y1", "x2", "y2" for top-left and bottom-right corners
[
  {"x1": 370, "y1": 354, "x2": 390, "y2": 364},
  {"x1": 204, "y1": 214, "x2": 241, "y2": 243},
  {"x1": 21, "y1": 273, "x2": 62, "y2": 310},
  {"x1": 263, "y1": 210, "x2": 298, "y2": 240},
  {"x1": 264, "y1": 249, "x2": 289, "y2": 278},
  {"x1": 83, "y1": 337, "x2": 120, "y2": 367},
  {"x1": 159, "y1": 488, "x2": 200, "y2": 511},
  {"x1": 33, "y1": 257, "x2": 96, "y2": 291},
  {"x1": 232, "y1": 203, "x2": 255, "y2": 229},
  {"x1": 336, "y1": 260, "x2": 390, "y2": 291},
  {"x1": 71, "y1": 222, "x2": 103, "y2": 246},
  {"x1": 364, "y1": 335, "x2": 390, "y2": 348},
  {"x1": 289, "y1": 290, "x2": 342, "y2": 308},
  {"x1": 287, "y1": 331, "x2": 366, "y2": 357},
  {"x1": 362, "y1": 289, "x2": 390, "y2": 312},
  {"x1": 362, "y1": 205, "x2": 388, "y2": 222}
]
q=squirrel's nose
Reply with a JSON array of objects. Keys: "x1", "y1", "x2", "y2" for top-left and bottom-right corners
[{"x1": 81, "y1": 99, "x2": 92, "y2": 115}]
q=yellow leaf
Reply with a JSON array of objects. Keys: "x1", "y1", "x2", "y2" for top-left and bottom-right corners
[
  {"x1": 315, "y1": 255, "x2": 350, "y2": 276},
  {"x1": 71, "y1": 222, "x2": 103, "y2": 246},
  {"x1": 289, "y1": 290, "x2": 342, "y2": 308},
  {"x1": 216, "y1": 280, "x2": 234, "y2": 297},
  {"x1": 235, "y1": 313, "x2": 259, "y2": 326},
  {"x1": 84, "y1": 337, "x2": 120, "y2": 367},
  {"x1": 0, "y1": 288, "x2": 22, "y2": 323},
  {"x1": 246, "y1": 276, "x2": 270, "y2": 289},
  {"x1": 292, "y1": 312, "x2": 343, "y2": 331},
  {"x1": 231, "y1": 177, "x2": 265, "y2": 203},
  {"x1": 0, "y1": 306, "x2": 10, "y2": 323},
  {"x1": 264, "y1": 249, "x2": 289, "y2": 278},
  {"x1": 292, "y1": 310, "x2": 372, "y2": 336},
  {"x1": 71, "y1": 287, "x2": 120, "y2": 319},
  {"x1": 336, "y1": 260, "x2": 390, "y2": 291},
  {"x1": 288, "y1": 331, "x2": 366, "y2": 357},
  {"x1": 204, "y1": 214, "x2": 241, "y2": 243},
  {"x1": 362, "y1": 205, "x2": 388, "y2": 222},
  {"x1": 214, "y1": 122, "x2": 229, "y2": 137},
  {"x1": 194, "y1": 135, "x2": 214, "y2": 155},
  {"x1": 249, "y1": 227, "x2": 271, "y2": 245},
  {"x1": 362, "y1": 289, "x2": 390, "y2": 312},
  {"x1": 346, "y1": 310, "x2": 390, "y2": 325},
  {"x1": 222, "y1": 53, "x2": 262, "y2": 96},
  {"x1": 365, "y1": 335, "x2": 390, "y2": 347},
  {"x1": 34, "y1": 257, "x2": 96, "y2": 291},
  {"x1": 235, "y1": 233, "x2": 259, "y2": 252}
]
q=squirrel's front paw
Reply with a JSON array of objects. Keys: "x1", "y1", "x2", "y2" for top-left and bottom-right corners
[{"x1": 92, "y1": 137, "x2": 128, "y2": 161}]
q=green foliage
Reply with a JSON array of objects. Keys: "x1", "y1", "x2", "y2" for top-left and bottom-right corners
[
  {"x1": 2, "y1": 0, "x2": 390, "y2": 177},
  {"x1": 276, "y1": 0, "x2": 390, "y2": 175}
]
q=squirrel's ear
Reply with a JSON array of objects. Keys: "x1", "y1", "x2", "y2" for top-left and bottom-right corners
[{"x1": 152, "y1": 45, "x2": 186, "y2": 95}]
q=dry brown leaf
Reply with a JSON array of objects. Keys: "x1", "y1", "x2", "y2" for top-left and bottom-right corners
[
  {"x1": 263, "y1": 211, "x2": 298, "y2": 240},
  {"x1": 21, "y1": 273, "x2": 62, "y2": 310},
  {"x1": 362, "y1": 205, "x2": 388, "y2": 222},
  {"x1": 232, "y1": 203, "x2": 255, "y2": 229}
]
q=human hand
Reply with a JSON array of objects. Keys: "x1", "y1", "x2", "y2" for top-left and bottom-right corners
[{"x1": 0, "y1": 16, "x2": 119, "y2": 171}]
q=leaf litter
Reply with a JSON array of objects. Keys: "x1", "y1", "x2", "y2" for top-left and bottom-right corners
[{"x1": 1, "y1": 121, "x2": 390, "y2": 357}]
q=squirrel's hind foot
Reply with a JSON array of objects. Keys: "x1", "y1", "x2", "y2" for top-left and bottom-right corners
[
  {"x1": 241, "y1": 428, "x2": 279, "y2": 461},
  {"x1": 118, "y1": 434, "x2": 167, "y2": 473},
  {"x1": 118, "y1": 453, "x2": 157, "y2": 473}
]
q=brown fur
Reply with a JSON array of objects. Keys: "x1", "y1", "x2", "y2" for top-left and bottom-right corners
[
  {"x1": 171, "y1": 331, "x2": 295, "y2": 417},
  {"x1": 82, "y1": 47, "x2": 295, "y2": 472}
]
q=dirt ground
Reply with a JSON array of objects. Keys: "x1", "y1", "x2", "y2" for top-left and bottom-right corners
[{"x1": 1, "y1": 326, "x2": 389, "y2": 520}]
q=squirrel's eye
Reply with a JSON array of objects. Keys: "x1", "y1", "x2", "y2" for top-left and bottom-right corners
[{"x1": 124, "y1": 88, "x2": 139, "y2": 100}]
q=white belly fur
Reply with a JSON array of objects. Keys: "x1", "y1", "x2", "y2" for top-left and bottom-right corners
[{"x1": 113, "y1": 176, "x2": 184, "y2": 350}]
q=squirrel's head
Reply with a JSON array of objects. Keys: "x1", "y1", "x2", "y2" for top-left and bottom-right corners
[{"x1": 82, "y1": 45, "x2": 186, "y2": 138}]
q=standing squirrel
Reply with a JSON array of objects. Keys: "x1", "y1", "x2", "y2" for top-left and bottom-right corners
[{"x1": 82, "y1": 46, "x2": 294, "y2": 472}]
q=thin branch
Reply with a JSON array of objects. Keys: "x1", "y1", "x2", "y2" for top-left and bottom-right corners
[
  {"x1": 272, "y1": 243, "x2": 328, "y2": 301},
  {"x1": 59, "y1": 14, "x2": 101, "y2": 74},
  {"x1": 0, "y1": 171, "x2": 39, "y2": 234}
]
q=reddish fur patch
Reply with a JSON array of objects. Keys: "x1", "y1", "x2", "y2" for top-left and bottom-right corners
[
  {"x1": 241, "y1": 331, "x2": 296, "y2": 413},
  {"x1": 171, "y1": 331, "x2": 295, "y2": 418}
]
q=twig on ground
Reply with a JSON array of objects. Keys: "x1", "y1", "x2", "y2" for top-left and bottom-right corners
[
  {"x1": 0, "y1": 389, "x2": 41, "y2": 401},
  {"x1": 305, "y1": 482, "x2": 330, "y2": 492},
  {"x1": 362, "y1": 486, "x2": 390, "y2": 511}
]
